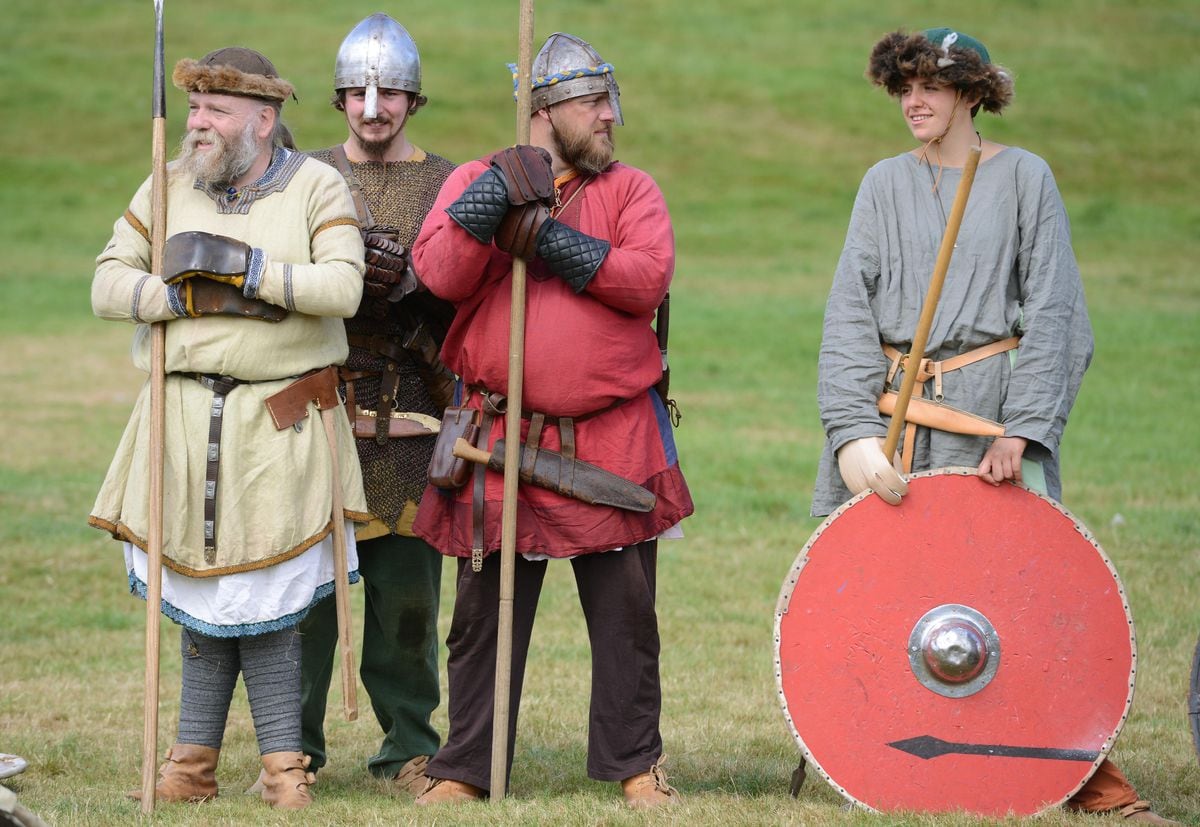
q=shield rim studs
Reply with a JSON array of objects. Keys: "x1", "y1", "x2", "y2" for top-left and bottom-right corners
[{"x1": 907, "y1": 603, "x2": 1001, "y2": 698}]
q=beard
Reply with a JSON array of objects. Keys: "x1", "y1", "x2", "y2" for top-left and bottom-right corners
[
  {"x1": 350, "y1": 112, "x2": 407, "y2": 160},
  {"x1": 178, "y1": 120, "x2": 261, "y2": 188},
  {"x1": 550, "y1": 114, "x2": 614, "y2": 176}
]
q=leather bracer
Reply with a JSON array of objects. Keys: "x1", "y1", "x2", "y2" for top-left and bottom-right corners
[
  {"x1": 445, "y1": 168, "x2": 510, "y2": 245},
  {"x1": 535, "y1": 218, "x2": 611, "y2": 293}
]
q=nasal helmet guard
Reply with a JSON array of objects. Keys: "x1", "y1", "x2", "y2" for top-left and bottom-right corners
[{"x1": 334, "y1": 13, "x2": 421, "y2": 119}]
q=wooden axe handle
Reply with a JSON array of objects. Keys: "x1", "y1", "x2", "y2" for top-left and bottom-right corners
[{"x1": 452, "y1": 436, "x2": 492, "y2": 465}]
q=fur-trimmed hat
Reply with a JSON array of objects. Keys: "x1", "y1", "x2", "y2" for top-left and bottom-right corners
[
  {"x1": 867, "y1": 29, "x2": 1013, "y2": 115},
  {"x1": 173, "y1": 47, "x2": 294, "y2": 102}
]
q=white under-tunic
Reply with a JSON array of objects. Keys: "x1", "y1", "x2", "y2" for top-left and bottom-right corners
[{"x1": 124, "y1": 522, "x2": 359, "y2": 637}]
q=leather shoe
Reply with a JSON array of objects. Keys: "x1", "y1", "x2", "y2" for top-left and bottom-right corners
[
  {"x1": 390, "y1": 755, "x2": 431, "y2": 797},
  {"x1": 621, "y1": 756, "x2": 681, "y2": 809},
  {"x1": 1121, "y1": 800, "x2": 1183, "y2": 825},
  {"x1": 415, "y1": 777, "x2": 486, "y2": 806}
]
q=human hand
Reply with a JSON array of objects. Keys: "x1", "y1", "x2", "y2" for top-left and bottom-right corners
[{"x1": 976, "y1": 436, "x2": 1028, "y2": 486}]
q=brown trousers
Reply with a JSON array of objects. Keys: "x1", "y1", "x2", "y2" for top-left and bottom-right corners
[
  {"x1": 426, "y1": 541, "x2": 663, "y2": 792},
  {"x1": 1066, "y1": 757, "x2": 1139, "y2": 812}
]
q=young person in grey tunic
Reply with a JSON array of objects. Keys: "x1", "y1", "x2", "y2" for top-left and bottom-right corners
[{"x1": 810, "y1": 28, "x2": 1178, "y2": 825}]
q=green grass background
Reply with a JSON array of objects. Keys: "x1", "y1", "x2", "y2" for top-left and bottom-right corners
[{"x1": 1, "y1": 0, "x2": 1197, "y2": 824}]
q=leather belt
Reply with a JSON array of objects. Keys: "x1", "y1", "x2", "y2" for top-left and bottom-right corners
[
  {"x1": 879, "y1": 337, "x2": 1020, "y2": 472},
  {"x1": 463, "y1": 385, "x2": 630, "y2": 424},
  {"x1": 339, "y1": 339, "x2": 407, "y2": 445},
  {"x1": 182, "y1": 372, "x2": 248, "y2": 565}
]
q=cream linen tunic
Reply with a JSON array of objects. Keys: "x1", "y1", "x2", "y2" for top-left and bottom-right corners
[{"x1": 90, "y1": 149, "x2": 369, "y2": 622}]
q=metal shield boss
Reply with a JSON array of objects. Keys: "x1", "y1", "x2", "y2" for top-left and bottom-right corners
[{"x1": 775, "y1": 469, "x2": 1135, "y2": 816}]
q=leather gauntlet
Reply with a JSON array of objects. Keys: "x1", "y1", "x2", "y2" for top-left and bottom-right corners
[
  {"x1": 162, "y1": 231, "x2": 251, "y2": 287},
  {"x1": 490, "y1": 145, "x2": 554, "y2": 205},
  {"x1": 363, "y1": 227, "x2": 421, "y2": 300},
  {"x1": 495, "y1": 203, "x2": 550, "y2": 261},
  {"x1": 176, "y1": 278, "x2": 286, "y2": 322}
]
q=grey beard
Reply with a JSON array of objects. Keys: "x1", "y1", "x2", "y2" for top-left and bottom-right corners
[{"x1": 178, "y1": 121, "x2": 262, "y2": 188}]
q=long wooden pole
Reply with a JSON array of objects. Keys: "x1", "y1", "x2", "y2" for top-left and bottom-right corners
[
  {"x1": 140, "y1": 0, "x2": 167, "y2": 812},
  {"x1": 883, "y1": 146, "x2": 982, "y2": 460},
  {"x1": 491, "y1": 0, "x2": 535, "y2": 800},
  {"x1": 320, "y1": 407, "x2": 358, "y2": 721}
]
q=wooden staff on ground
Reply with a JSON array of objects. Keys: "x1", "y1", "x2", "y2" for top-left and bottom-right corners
[
  {"x1": 320, "y1": 405, "x2": 358, "y2": 722},
  {"x1": 140, "y1": 0, "x2": 167, "y2": 811},
  {"x1": 491, "y1": 0, "x2": 535, "y2": 801}
]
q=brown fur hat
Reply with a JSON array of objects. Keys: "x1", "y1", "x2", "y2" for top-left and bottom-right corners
[
  {"x1": 173, "y1": 47, "x2": 294, "y2": 102},
  {"x1": 867, "y1": 30, "x2": 1013, "y2": 115}
]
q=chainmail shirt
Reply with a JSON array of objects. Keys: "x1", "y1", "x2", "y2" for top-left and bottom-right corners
[{"x1": 310, "y1": 147, "x2": 456, "y2": 533}]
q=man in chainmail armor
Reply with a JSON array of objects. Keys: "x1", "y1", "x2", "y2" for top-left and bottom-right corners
[{"x1": 297, "y1": 13, "x2": 456, "y2": 796}]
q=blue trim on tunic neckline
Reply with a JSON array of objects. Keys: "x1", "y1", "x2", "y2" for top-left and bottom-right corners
[{"x1": 128, "y1": 569, "x2": 361, "y2": 637}]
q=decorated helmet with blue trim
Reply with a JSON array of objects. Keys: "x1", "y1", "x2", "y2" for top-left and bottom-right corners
[{"x1": 522, "y1": 32, "x2": 623, "y2": 126}]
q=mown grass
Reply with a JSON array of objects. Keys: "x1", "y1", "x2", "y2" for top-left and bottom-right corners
[{"x1": 0, "y1": 0, "x2": 1197, "y2": 824}]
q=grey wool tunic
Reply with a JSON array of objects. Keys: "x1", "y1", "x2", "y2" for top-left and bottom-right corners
[{"x1": 812, "y1": 147, "x2": 1093, "y2": 516}]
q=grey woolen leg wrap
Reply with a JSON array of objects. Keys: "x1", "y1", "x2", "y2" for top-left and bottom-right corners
[
  {"x1": 239, "y1": 627, "x2": 303, "y2": 756},
  {"x1": 177, "y1": 629, "x2": 239, "y2": 749}
]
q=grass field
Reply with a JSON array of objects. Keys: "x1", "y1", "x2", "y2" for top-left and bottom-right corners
[{"x1": 1, "y1": 0, "x2": 1197, "y2": 824}]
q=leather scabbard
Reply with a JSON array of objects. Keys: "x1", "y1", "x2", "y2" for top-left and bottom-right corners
[
  {"x1": 353, "y1": 410, "x2": 440, "y2": 439},
  {"x1": 491, "y1": 438, "x2": 656, "y2": 512},
  {"x1": 878, "y1": 391, "x2": 1005, "y2": 438}
]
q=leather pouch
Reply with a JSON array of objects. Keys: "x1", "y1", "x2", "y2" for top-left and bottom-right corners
[
  {"x1": 428, "y1": 406, "x2": 480, "y2": 489},
  {"x1": 264, "y1": 366, "x2": 340, "y2": 431}
]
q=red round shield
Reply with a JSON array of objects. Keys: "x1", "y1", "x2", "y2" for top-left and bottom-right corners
[{"x1": 775, "y1": 468, "x2": 1135, "y2": 816}]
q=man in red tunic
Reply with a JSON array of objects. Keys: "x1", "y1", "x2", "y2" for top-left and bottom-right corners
[{"x1": 411, "y1": 32, "x2": 693, "y2": 808}]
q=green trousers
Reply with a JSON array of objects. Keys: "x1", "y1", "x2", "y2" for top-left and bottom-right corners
[{"x1": 299, "y1": 533, "x2": 442, "y2": 778}]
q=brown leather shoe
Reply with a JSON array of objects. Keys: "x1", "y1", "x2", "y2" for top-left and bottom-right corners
[
  {"x1": 245, "y1": 756, "x2": 318, "y2": 795},
  {"x1": 414, "y1": 776, "x2": 486, "y2": 806},
  {"x1": 1121, "y1": 801, "x2": 1184, "y2": 825},
  {"x1": 258, "y1": 751, "x2": 315, "y2": 810},
  {"x1": 621, "y1": 755, "x2": 681, "y2": 809},
  {"x1": 390, "y1": 755, "x2": 431, "y2": 797},
  {"x1": 127, "y1": 744, "x2": 219, "y2": 803}
]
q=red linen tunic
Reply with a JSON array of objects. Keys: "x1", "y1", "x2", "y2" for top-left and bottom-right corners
[{"x1": 412, "y1": 160, "x2": 693, "y2": 557}]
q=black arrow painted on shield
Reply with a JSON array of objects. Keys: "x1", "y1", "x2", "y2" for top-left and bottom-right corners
[{"x1": 888, "y1": 735, "x2": 1099, "y2": 762}]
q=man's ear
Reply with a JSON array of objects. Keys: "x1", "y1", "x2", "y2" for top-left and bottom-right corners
[{"x1": 256, "y1": 104, "x2": 277, "y2": 141}]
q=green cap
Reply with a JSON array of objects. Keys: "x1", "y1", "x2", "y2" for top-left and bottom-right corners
[{"x1": 923, "y1": 28, "x2": 990, "y2": 65}]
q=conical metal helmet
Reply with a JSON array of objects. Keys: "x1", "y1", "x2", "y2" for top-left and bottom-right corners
[
  {"x1": 334, "y1": 13, "x2": 421, "y2": 119},
  {"x1": 528, "y1": 32, "x2": 622, "y2": 125}
]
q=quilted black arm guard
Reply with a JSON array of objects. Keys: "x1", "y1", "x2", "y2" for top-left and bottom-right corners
[
  {"x1": 445, "y1": 168, "x2": 510, "y2": 245},
  {"x1": 534, "y1": 219, "x2": 611, "y2": 293}
]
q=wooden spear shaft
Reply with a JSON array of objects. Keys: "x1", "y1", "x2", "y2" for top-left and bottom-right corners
[
  {"x1": 141, "y1": 0, "x2": 167, "y2": 812},
  {"x1": 320, "y1": 407, "x2": 358, "y2": 721},
  {"x1": 491, "y1": 0, "x2": 535, "y2": 800},
  {"x1": 883, "y1": 146, "x2": 982, "y2": 460}
]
